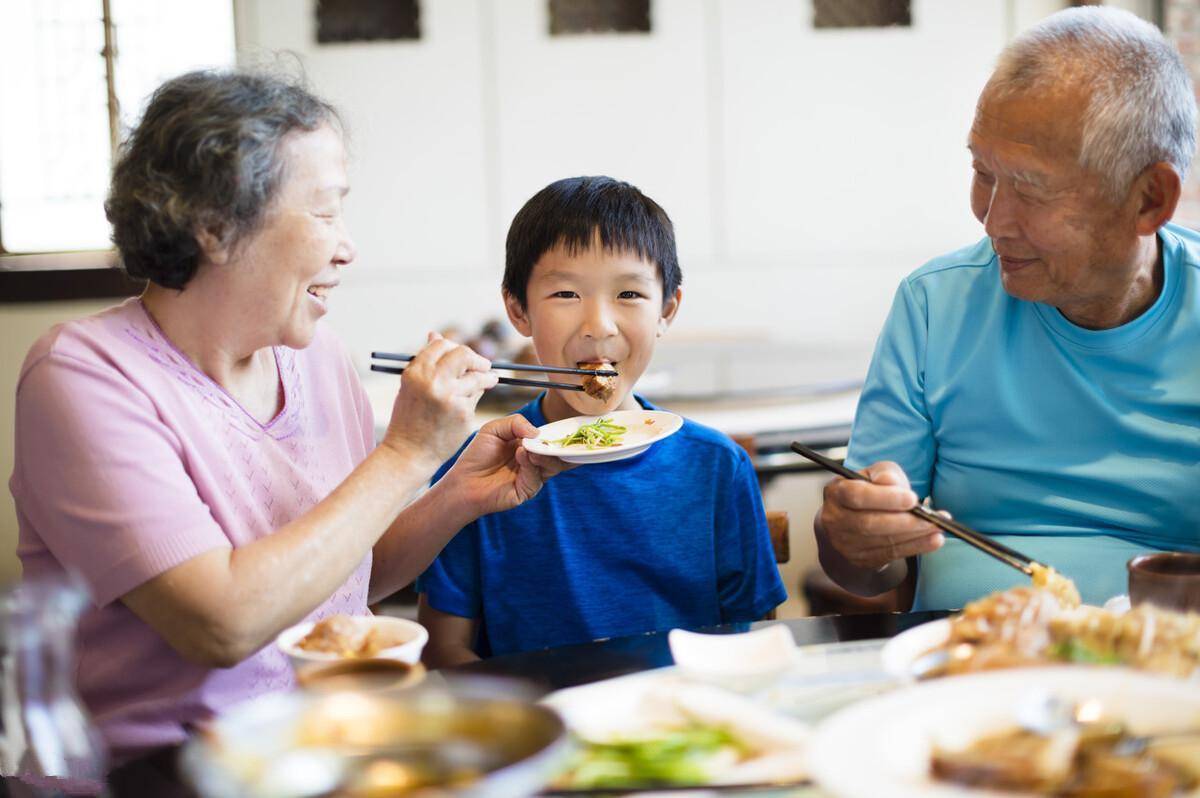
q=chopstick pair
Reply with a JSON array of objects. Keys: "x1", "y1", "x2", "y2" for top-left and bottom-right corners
[
  {"x1": 370, "y1": 351, "x2": 617, "y2": 393},
  {"x1": 790, "y1": 442, "x2": 1037, "y2": 576},
  {"x1": 540, "y1": 780, "x2": 811, "y2": 796}
]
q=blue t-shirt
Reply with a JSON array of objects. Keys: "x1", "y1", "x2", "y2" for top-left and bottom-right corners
[
  {"x1": 417, "y1": 395, "x2": 787, "y2": 656},
  {"x1": 846, "y1": 223, "x2": 1200, "y2": 610}
]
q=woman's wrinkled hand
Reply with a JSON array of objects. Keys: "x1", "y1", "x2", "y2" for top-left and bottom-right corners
[
  {"x1": 381, "y1": 332, "x2": 498, "y2": 468},
  {"x1": 440, "y1": 414, "x2": 574, "y2": 517},
  {"x1": 817, "y1": 460, "x2": 945, "y2": 571}
]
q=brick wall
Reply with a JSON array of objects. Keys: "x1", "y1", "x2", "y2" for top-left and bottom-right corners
[{"x1": 1166, "y1": 0, "x2": 1200, "y2": 227}]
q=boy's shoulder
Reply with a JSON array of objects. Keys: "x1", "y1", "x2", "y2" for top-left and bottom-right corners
[{"x1": 671, "y1": 414, "x2": 750, "y2": 466}]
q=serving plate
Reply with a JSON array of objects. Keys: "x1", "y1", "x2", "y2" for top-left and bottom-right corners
[
  {"x1": 522, "y1": 410, "x2": 682, "y2": 464},
  {"x1": 809, "y1": 666, "x2": 1200, "y2": 798},
  {"x1": 879, "y1": 618, "x2": 951, "y2": 681}
]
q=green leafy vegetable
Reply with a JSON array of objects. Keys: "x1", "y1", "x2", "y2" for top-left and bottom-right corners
[
  {"x1": 1048, "y1": 638, "x2": 1123, "y2": 665},
  {"x1": 562, "y1": 725, "x2": 746, "y2": 789},
  {"x1": 549, "y1": 418, "x2": 628, "y2": 450}
]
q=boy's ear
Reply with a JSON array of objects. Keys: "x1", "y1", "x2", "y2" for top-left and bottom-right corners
[
  {"x1": 657, "y1": 287, "x2": 683, "y2": 337},
  {"x1": 503, "y1": 289, "x2": 533, "y2": 337}
]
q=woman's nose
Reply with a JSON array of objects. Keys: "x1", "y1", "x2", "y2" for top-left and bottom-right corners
[{"x1": 335, "y1": 225, "x2": 357, "y2": 267}]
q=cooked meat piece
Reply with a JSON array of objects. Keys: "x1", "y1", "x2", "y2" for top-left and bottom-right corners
[
  {"x1": 297, "y1": 615, "x2": 363, "y2": 655},
  {"x1": 579, "y1": 362, "x2": 617, "y2": 401}
]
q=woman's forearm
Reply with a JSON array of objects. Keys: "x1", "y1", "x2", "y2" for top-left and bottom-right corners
[
  {"x1": 123, "y1": 441, "x2": 441, "y2": 666},
  {"x1": 367, "y1": 480, "x2": 477, "y2": 603}
]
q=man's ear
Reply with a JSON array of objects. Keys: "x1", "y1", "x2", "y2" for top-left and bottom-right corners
[
  {"x1": 1132, "y1": 161, "x2": 1182, "y2": 236},
  {"x1": 194, "y1": 225, "x2": 230, "y2": 266},
  {"x1": 658, "y1": 287, "x2": 683, "y2": 337},
  {"x1": 503, "y1": 289, "x2": 533, "y2": 337}
]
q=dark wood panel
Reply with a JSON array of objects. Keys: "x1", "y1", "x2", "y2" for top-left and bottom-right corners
[{"x1": 0, "y1": 267, "x2": 143, "y2": 303}]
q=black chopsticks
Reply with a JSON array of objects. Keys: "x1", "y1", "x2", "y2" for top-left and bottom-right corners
[
  {"x1": 790, "y1": 442, "x2": 1036, "y2": 576},
  {"x1": 540, "y1": 780, "x2": 811, "y2": 796},
  {"x1": 370, "y1": 351, "x2": 614, "y2": 392}
]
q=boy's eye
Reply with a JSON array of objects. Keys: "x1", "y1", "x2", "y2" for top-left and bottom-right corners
[
  {"x1": 551, "y1": 290, "x2": 578, "y2": 299},
  {"x1": 618, "y1": 291, "x2": 644, "y2": 300}
]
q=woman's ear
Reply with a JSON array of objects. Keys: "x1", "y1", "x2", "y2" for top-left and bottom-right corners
[
  {"x1": 503, "y1": 289, "x2": 533, "y2": 337},
  {"x1": 194, "y1": 225, "x2": 230, "y2": 266},
  {"x1": 658, "y1": 287, "x2": 683, "y2": 337}
]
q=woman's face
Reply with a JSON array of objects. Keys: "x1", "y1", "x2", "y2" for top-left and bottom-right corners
[{"x1": 222, "y1": 124, "x2": 356, "y2": 350}]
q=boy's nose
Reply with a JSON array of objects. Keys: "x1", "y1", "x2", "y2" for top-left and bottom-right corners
[{"x1": 581, "y1": 301, "x2": 619, "y2": 339}]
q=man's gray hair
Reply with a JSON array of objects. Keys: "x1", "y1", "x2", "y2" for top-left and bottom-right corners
[{"x1": 987, "y1": 6, "x2": 1197, "y2": 200}]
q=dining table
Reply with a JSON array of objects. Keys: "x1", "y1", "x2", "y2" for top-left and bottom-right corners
[{"x1": 5, "y1": 609, "x2": 949, "y2": 798}]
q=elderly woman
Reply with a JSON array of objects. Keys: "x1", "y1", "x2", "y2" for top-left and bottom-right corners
[
  {"x1": 10, "y1": 70, "x2": 566, "y2": 763},
  {"x1": 816, "y1": 7, "x2": 1200, "y2": 610}
]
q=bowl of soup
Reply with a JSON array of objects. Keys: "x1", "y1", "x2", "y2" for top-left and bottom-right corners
[{"x1": 277, "y1": 614, "x2": 429, "y2": 669}]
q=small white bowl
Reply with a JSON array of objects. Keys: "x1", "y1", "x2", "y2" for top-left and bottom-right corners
[
  {"x1": 276, "y1": 615, "x2": 428, "y2": 668},
  {"x1": 668, "y1": 625, "x2": 797, "y2": 693}
]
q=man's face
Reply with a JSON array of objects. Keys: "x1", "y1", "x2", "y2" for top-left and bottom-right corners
[
  {"x1": 968, "y1": 86, "x2": 1140, "y2": 314},
  {"x1": 505, "y1": 241, "x2": 680, "y2": 418}
]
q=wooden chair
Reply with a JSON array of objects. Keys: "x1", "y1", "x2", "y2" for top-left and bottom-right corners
[{"x1": 762, "y1": 510, "x2": 790, "y2": 620}]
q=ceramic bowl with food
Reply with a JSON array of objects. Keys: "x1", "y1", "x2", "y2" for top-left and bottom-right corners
[
  {"x1": 276, "y1": 614, "x2": 429, "y2": 668},
  {"x1": 1128, "y1": 552, "x2": 1200, "y2": 613}
]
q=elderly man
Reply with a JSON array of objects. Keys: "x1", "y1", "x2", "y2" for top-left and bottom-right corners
[{"x1": 816, "y1": 6, "x2": 1200, "y2": 610}]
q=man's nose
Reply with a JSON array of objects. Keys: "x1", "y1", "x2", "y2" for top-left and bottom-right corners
[{"x1": 982, "y1": 182, "x2": 1019, "y2": 241}]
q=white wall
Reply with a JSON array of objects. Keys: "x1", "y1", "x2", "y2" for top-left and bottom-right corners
[{"x1": 235, "y1": 0, "x2": 1017, "y2": 367}]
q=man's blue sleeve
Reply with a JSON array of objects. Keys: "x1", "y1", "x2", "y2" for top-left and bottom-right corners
[
  {"x1": 845, "y1": 277, "x2": 936, "y2": 500},
  {"x1": 714, "y1": 449, "x2": 788, "y2": 622}
]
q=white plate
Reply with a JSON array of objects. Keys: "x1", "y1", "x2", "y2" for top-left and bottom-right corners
[
  {"x1": 668, "y1": 626, "x2": 797, "y2": 693},
  {"x1": 522, "y1": 410, "x2": 683, "y2": 464},
  {"x1": 809, "y1": 666, "x2": 1200, "y2": 798},
  {"x1": 879, "y1": 618, "x2": 951, "y2": 681},
  {"x1": 543, "y1": 669, "x2": 810, "y2": 786}
]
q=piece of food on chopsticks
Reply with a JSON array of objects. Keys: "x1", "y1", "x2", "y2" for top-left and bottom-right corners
[
  {"x1": 578, "y1": 361, "x2": 618, "y2": 401},
  {"x1": 1031, "y1": 562, "x2": 1082, "y2": 608},
  {"x1": 549, "y1": 417, "x2": 627, "y2": 449},
  {"x1": 931, "y1": 720, "x2": 1200, "y2": 796},
  {"x1": 920, "y1": 579, "x2": 1200, "y2": 679}
]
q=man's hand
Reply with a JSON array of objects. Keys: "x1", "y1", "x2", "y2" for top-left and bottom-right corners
[
  {"x1": 817, "y1": 461, "x2": 944, "y2": 571},
  {"x1": 441, "y1": 414, "x2": 574, "y2": 517}
]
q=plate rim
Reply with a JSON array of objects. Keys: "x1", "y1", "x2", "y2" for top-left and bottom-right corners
[{"x1": 521, "y1": 409, "x2": 683, "y2": 462}]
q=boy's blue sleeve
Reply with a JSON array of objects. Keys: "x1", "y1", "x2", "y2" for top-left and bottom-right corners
[
  {"x1": 714, "y1": 449, "x2": 788, "y2": 622},
  {"x1": 844, "y1": 277, "x2": 936, "y2": 499},
  {"x1": 414, "y1": 446, "x2": 482, "y2": 620}
]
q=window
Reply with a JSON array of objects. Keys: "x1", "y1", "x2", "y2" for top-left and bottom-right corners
[
  {"x1": 812, "y1": 0, "x2": 912, "y2": 30},
  {"x1": 0, "y1": 0, "x2": 235, "y2": 300},
  {"x1": 549, "y1": 0, "x2": 651, "y2": 36}
]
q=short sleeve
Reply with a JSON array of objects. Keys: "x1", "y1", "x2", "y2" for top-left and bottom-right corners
[
  {"x1": 713, "y1": 449, "x2": 788, "y2": 623},
  {"x1": 844, "y1": 277, "x2": 937, "y2": 499},
  {"x1": 12, "y1": 354, "x2": 230, "y2": 607}
]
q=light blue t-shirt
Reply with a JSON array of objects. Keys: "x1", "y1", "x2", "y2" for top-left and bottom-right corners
[
  {"x1": 417, "y1": 395, "x2": 787, "y2": 656},
  {"x1": 846, "y1": 223, "x2": 1200, "y2": 610}
]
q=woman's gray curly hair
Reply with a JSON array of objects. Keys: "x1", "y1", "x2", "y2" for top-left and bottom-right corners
[
  {"x1": 105, "y1": 69, "x2": 340, "y2": 289},
  {"x1": 986, "y1": 6, "x2": 1197, "y2": 202}
]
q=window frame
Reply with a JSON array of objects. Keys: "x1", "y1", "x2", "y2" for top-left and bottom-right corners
[{"x1": 0, "y1": 0, "x2": 142, "y2": 303}]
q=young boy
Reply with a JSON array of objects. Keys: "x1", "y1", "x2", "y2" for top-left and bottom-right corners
[{"x1": 417, "y1": 176, "x2": 786, "y2": 666}]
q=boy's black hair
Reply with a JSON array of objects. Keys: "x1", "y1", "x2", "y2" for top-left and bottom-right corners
[{"x1": 503, "y1": 176, "x2": 682, "y2": 308}]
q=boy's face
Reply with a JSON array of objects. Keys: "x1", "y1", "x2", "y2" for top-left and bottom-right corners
[{"x1": 504, "y1": 242, "x2": 681, "y2": 418}]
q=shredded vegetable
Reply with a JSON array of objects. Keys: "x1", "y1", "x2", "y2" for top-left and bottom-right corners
[
  {"x1": 549, "y1": 418, "x2": 627, "y2": 449},
  {"x1": 561, "y1": 726, "x2": 745, "y2": 789}
]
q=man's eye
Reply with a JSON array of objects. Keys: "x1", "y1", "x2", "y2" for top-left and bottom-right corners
[{"x1": 973, "y1": 169, "x2": 994, "y2": 184}]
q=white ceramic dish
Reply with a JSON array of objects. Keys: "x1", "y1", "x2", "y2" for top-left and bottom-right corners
[
  {"x1": 879, "y1": 618, "x2": 951, "y2": 681},
  {"x1": 543, "y1": 669, "x2": 810, "y2": 786},
  {"x1": 668, "y1": 625, "x2": 797, "y2": 693},
  {"x1": 276, "y1": 614, "x2": 428, "y2": 667},
  {"x1": 521, "y1": 410, "x2": 682, "y2": 464},
  {"x1": 809, "y1": 666, "x2": 1200, "y2": 798}
]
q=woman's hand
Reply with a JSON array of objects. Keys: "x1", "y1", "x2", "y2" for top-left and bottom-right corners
[
  {"x1": 381, "y1": 333, "x2": 498, "y2": 468},
  {"x1": 439, "y1": 414, "x2": 574, "y2": 518}
]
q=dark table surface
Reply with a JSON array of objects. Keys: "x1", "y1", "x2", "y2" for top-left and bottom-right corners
[{"x1": 7, "y1": 610, "x2": 948, "y2": 797}]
